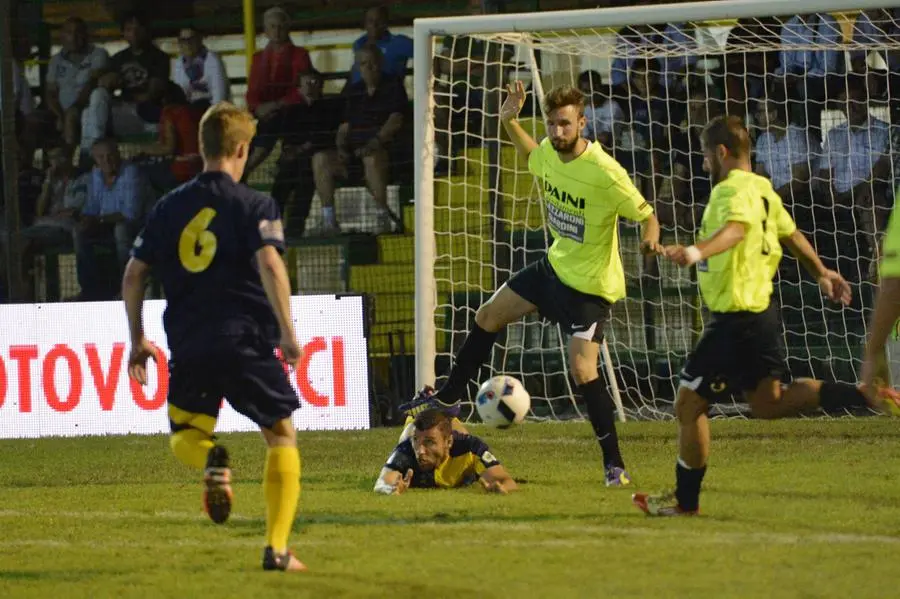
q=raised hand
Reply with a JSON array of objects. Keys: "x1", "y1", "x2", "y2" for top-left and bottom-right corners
[{"x1": 500, "y1": 80, "x2": 527, "y2": 123}]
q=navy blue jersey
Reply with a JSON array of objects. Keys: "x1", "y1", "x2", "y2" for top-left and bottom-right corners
[
  {"x1": 384, "y1": 431, "x2": 501, "y2": 489},
  {"x1": 132, "y1": 172, "x2": 286, "y2": 360}
]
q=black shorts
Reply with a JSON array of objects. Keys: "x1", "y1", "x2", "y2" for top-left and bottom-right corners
[
  {"x1": 167, "y1": 343, "x2": 300, "y2": 431},
  {"x1": 505, "y1": 255, "x2": 612, "y2": 343},
  {"x1": 679, "y1": 304, "x2": 789, "y2": 402}
]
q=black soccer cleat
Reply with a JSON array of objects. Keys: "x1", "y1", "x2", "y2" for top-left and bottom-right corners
[
  {"x1": 262, "y1": 546, "x2": 308, "y2": 572},
  {"x1": 203, "y1": 445, "x2": 232, "y2": 525}
]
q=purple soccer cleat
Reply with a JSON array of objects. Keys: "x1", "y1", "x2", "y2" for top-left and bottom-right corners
[{"x1": 399, "y1": 386, "x2": 461, "y2": 418}]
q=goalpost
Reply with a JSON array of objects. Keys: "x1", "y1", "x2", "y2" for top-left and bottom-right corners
[{"x1": 413, "y1": 0, "x2": 900, "y2": 421}]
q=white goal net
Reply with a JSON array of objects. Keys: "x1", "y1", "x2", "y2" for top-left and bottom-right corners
[{"x1": 413, "y1": 0, "x2": 900, "y2": 420}]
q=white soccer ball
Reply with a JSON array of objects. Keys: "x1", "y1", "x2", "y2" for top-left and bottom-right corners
[{"x1": 475, "y1": 375, "x2": 531, "y2": 428}]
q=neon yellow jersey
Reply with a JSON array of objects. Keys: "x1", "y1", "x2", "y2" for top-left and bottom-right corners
[
  {"x1": 527, "y1": 138, "x2": 652, "y2": 301},
  {"x1": 880, "y1": 201, "x2": 900, "y2": 279},
  {"x1": 697, "y1": 169, "x2": 796, "y2": 313}
]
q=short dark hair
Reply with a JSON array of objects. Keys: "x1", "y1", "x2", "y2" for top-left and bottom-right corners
[
  {"x1": 63, "y1": 16, "x2": 87, "y2": 30},
  {"x1": 120, "y1": 11, "x2": 149, "y2": 32},
  {"x1": 414, "y1": 409, "x2": 452, "y2": 436},
  {"x1": 92, "y1": 136, "x2": 119, "y2": 151},
  {"x1": 366, "y1": 5, "x2": 389, "y2": 20},
  {"x1": 545, "y1": 84, "x2": 584, "y2": 117},
  {"x1": 701, "y1": 115, "x2": 750, "y2": 160}
]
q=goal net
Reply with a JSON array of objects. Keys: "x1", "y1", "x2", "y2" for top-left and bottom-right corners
[{"x1": 413, "y1": 0, "x2": 900, "y2": 421}]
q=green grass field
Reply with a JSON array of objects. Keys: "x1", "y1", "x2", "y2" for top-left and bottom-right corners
[{"x1": 2, "y1": 419, "x2": 899, "y2": 598}]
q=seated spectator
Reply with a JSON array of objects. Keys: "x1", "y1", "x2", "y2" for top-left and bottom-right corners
[
  {"x1": 312, "y1": 45, "x2": 406, "y2": 235},
  {"x1": 20, "y1": 145, "x2": 88, "y2": 298},
  {"x1": 44, "y1": 17, "x2": 109, "y2": 152},
  {"x1": 850, "y1": 9, "x2": 900, "y2": 110},
  {"x1": 348, "y1": 6, "x2": 412, "y2": 85},
  {"x1": 610, "y1": 21, "x2": 696, "y2": 92},
  {"x1": 623, "y1": 59, "x2": 671, "y2": 195},
  {"x1": 720, "y1": 17, "x2": 780, "y2": 120},
  {"x1": 138, "y1": 83, "x2": 203, "y2": 190},
  {"x1": 273, "y1": 70, "x2": 343, "y2": 236},
  {"x1": 72, "y1": 138, "x2": 153, "y2": 300},
  {"x1": 773, "y1": 13, "x2": 844, "y2": 132},
  {"x1": 173, "y1": 27, "x2": 231, "y2": 111},
  {"x1": 578, "y1": 70, "x2": 625, "y2": 151},
  {"x1": 244, "y1": 7, "x2": 313, "y2": 178},
  {"x1": 817, "y1": 81, "x2": 894, "y2": 279},
  {"x1": 666, "y1": 76, "x2": 718, "y2": 232},
  {"x1": 81, "y1": 12, "x2": 170, "y2": 160},
  {"x1": 753, "y1": 93, "x2": 815, "y2": 218},
  {"x1": 432, "y1": 0, "x2": 512, "y2": 159},
  {"x1": 11, "y1": 36, "x2": 38, "y2": 166}
]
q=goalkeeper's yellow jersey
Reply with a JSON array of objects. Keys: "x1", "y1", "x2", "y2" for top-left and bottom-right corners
[
  {"x1": 696, "y1": 169, "x2": 797, "y2": 313},
  {"x1": 527, "y1": 138, "x2": 653, "y2": 302}
]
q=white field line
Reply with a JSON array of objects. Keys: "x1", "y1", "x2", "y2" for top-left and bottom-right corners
[{"x1": 0, "y1": 510, "x2": 898, "y2": 547}]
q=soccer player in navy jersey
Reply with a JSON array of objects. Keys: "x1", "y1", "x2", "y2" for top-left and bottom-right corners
[
  {"x1": 122, "y1": 102, "x2": 306, "y2": 572},
  {"x1": 374, "y1": 409, "x2": 517, "y2": 495}
]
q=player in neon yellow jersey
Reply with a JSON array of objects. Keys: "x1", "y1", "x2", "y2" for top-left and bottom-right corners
[
  {"x1": 633, "y1": 116, "x2": 900, "y2": 517},
  {"x1": 403, "y1": 81, "x2": 662, "y2": 488},
  {"x1": 862, "y1": 193, "x2": 900, "y2": 403}
]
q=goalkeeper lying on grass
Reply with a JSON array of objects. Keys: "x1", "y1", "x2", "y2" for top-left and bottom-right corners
[{"x1": 374, "y1": 409, "x2": 517, "y2": 495}]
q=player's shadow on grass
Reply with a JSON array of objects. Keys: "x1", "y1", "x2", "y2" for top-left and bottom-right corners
[
  {"x1": 713, "y1": 486, "x2": 887, "y2": 507},
  {"x1": 0, "y1": 569, "x2": 123, "y2": 582},
  {"x1": 223, "y1": 510, "x2": 607, "y2": 531}
]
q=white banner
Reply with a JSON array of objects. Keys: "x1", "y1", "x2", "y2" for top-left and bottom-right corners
[{"x1": 0, "y1": 295, "x2": 370, "y2": 438}]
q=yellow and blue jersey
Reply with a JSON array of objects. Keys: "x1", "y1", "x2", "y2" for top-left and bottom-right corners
[
  {"x1": 131, "y1": 172, "x2": 286, "y2": 360},
  {"x1": 384, "y1": 431, "x2": 501, "y2": 489}
]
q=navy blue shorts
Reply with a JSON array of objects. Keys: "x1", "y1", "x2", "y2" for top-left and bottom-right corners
[
  {"x1": 167, "y1": 342, "x2": 300, "y2": 431},
  {"x1": 679, "y1": 304, "x2": 789, "y2": 402},
  {"x1": 505, "y1": 255, "x2": 612, "y2": 343}
]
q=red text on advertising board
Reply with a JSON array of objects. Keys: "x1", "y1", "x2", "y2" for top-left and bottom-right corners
[{"x1": 0, "y1": 337, "x2": 348, "y2": 412}]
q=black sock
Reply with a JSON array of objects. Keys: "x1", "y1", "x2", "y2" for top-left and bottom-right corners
[
  {"x1": 579, "y1": 377, "x2": 625, "y2": 470},
  {"x1": 818, "y1": 382, "x2": 869, "y2": 414},
  {"x1": 675, "y1": 460, "x2": 706, "y2": 512},
  {"x1": 434, "y1": 322, "x2": 498, "y2": 403}
]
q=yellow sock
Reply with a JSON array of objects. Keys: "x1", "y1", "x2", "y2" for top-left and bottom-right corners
[
  {"x1": 263, "y1": 446, "x2": 301, "y2": 553},
  {"x1": 170, "y1": 429, "x2": 214, "y2": 469}
]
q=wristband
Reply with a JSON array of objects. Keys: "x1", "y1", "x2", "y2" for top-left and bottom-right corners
[{"x1": 684, "y1": 245, "x2": 703, "y2": 266}]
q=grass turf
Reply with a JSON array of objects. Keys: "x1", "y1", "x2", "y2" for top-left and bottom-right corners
[{"x1": 1, "y1": 419, "x2": 899, "y2": 598}]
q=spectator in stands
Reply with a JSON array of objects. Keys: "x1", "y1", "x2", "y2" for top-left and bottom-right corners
[
  {"x1": 274, "y1": 69, "x2": 343, "y2": 236},
  {"x1": 82, "y1": 13, "x2": 170, "y2": 159},
  {"x1": 173, "y1": 26, "x2": 231, "y2": 111},
  {"x1": 773, "y1": 13, "x2": 844, "y2": 132},
  {"x1": 624, "y1": 58, "x2": 671, "y2": 196},
  {"x1": 312, "y1": 45, "x2": 406, "y2": 235},
  {"x1": 851, "y1": 9, "x2": 900, "y2": 110},
  {"x1": 137, "y1": 83, "x2": 203, "y2": 190},
  {"x1": 11, "y1": 34, "x2": 38, "y2": 166},
  {"x1": 244, "y1": 6, "x2": 313, "y2": 178},
  {"x1": 44, "y1": 17, "x2": 110, "y2": 152},
  {"x1": 610, "y1": 21, "x2": 696, "y2": 92},
  {"x1": 753, "y1": 92, "x2": 815, "y2": 215},
  {"x1": 667, "y1": 76, "x2": 718, "y2": 232},
  {"x1": 432, "y1": 0, "x2": 512, "y2": 161},
  {"x1": 720, "y1": 17, "x2": 780, "y2": 120},
  {"x1": 72, "y1": 138, "x2": 153, "y2": 300},
  {"x1": 578, "y1": 70, "x2": 625, "y2": 152},
  {"x1": 20, "y1": 145, "x2": 88, "y2": 297},
  {"x1": 817, "y1": 81, "x2": 894, "y2": 279},
  {"x1": 348, "y1": 6, "x2": 412, "y2": 85}
]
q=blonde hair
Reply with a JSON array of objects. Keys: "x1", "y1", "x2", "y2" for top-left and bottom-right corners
[{"x1": 199, "y1": 102, "x2": 257, "y2": 160}]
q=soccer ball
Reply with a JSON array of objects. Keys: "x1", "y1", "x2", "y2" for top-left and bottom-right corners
[{"x1": 475, "y1": 376, "x2": 531, "y2": 428}]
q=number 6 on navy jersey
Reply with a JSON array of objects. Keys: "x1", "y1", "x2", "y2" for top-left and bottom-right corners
[{"x1": 179, "y1": 207, "x2": 218, "y2": 273}]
